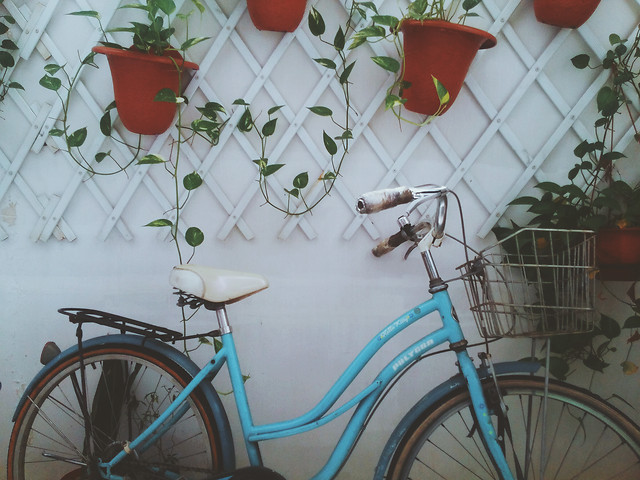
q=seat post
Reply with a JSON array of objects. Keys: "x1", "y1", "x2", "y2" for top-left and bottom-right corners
[{"x1": 215, "y1": 306, "x2": 232, "y2": 334}]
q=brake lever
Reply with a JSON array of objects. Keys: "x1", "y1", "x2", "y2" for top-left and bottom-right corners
[{"x1": 401, "y1": 221, "x2": 431, "y2": 260}]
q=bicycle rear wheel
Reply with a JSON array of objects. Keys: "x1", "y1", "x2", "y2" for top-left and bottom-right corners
[
  {"x1": 388, "y1": 376, "x2": 640, "y2": 479},
  {"x1": 8, "y1": 342, "x2": 223, "y2": 480}
]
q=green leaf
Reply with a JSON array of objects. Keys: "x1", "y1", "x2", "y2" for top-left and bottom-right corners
[
  {"x1": 598, "y1": 314, "x2": 621, "y2": 340},
  {"x1": 185, "y1": 226, "x2": 204, "y2": 247},
  {"x1": 100, "y1": 111, "x2": 112, "y2": 137},
  {"x1": 583, "y1": 354, "x2": 609, "y2": 373},
  {"x1": 267, "y1": 105, "x2": 283, "y2": 116},
  {"x1": 49, "y1": 128, "x2": 65, "y2": 137},
  {"x1": 154, "y1": 88, "x2": 177, "y2": 103},
  {"x1": 155, "y1": 0, "x2": 177, "y2": 15},
  {"x1": 308, "y1": 106, "x2": 333, "y2": 117},
  {"x1": 292, "y1": 172, "x2": 309, "y2": 189},
  {"x1": 237, "y1": 108, "x2": 253, "y2": 133},
  {"x1": 371, "y1": 56, "x2": 400, "y2": 73},
  {"x1": 286, "y1": 188, "x2": 299, "y2": 198},
  {"x1": 571, "y1": 54, "x2": 590, "y2": 69},
  {"x1": 190, "y1": 0, "x2": 206, "y2": 14},
  {"x1": 197, "y1": 101, "x2": 226, "y2": 119},
  {"x1": 609, "y1": 33, "x2": 623, "y2": 45},
  {"x1": 462, "y1": 0, "x2": 481, "y2": 11},
  {"x1": 95, "y1": 151, "x2": 110, "y2": 163},
  {"x1": 535, "y1": 181, "x2": 563, "y2": 194},
  {"x1": 323, "y1": 131, "x2": 337, "y2": 155},
  {"x1": 67, "y1": 128, "x2": 87, "y2": 148},
  {"x1": 623, "y1": 315, "x2": 640, "y2": 329},
  {"x1": 43, "y1": 64, "x2": 63, "y2": 75},
  {"x1": 314, "y1": 57, "x2": 337, "y2": 70},
  {"x1": 180, "y1": 36, "x2": 209, "y2": 50},
  {"x1": 0, "y1": 50, "x2": 13, "y2": 68},
  {"x1": 39, "y1": 74, "x2": 62, "y2": 91},
  {"x1": 145, "y1": 218, "x2": 173, "y2": 227},
  {"x1": 263, "y1": 163, "x2": 284, "y2": 176},
  {"x1": 262, "y1": 118, "x2": 277, "y2": 137},
  {"x1": 7, "y1": 81, "x2": 23, "y2": 90},
  {"x1": 339, "y1": 61, "x2": 356, "y2": 84},
  {"x1": 67, "y1": 10, "x2": 101, "y2": 19},
  {"x1": 138, "y1": 154, "x2": 166, "y2": 164},
  {"x1": 183, "y1": 171, "x2": 203, "y2": 190},
  {"x1": 433, "y1": 76, "x2": 450, "y2": 106},
  {"x1": 371, "y1": 15, "x2": 399, "y2": 28},
  {"x1": 597, "y1": 86, "x2": 619, "y2": 116},
  {"x1": 308, "y1": 7, "x2": 325, "y2": 36},
  {"x1": 508, "y1": 196, "x2": 540, "y2": 206},
  {"x1": 1, "y1": 39, "x2": 18, "y2": 50},
  {"x1": 333, "y1": 26, "x2": 345, "y2": 51}
]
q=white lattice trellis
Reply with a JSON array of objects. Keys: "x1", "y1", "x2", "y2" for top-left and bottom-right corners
[{"x1": 1, "y1": 0, "x2": 639, "y2": 244}]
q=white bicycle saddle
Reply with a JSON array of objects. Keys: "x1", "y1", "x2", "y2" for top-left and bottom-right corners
[{"x1": 170, "y1": 264, "x2": 269, "y2": 304}]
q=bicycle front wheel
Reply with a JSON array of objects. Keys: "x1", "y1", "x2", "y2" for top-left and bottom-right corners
[
  {"x1": 8, "y1": 342, "x2": 224, "y2": 480},
  {"x1": 388, "y1": 376, "x2": 640, "y2": 479}
]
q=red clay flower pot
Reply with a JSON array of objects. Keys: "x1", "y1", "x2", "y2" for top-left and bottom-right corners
[
  {"x1": 596, "y1": 227, "x2": 640, "y2": 281},
  {"x1": 534, "y1": 0, "x2": 601, "y2": 29},
  {"x1": 400, "y1": 20, "x2": 496, "y2": 116},
  {"x1": 247, "y1": 0, "x2": 307, "y2": 32},
  {"x1": 92, "y1": 46, "x2": 198, "y2": 135}
]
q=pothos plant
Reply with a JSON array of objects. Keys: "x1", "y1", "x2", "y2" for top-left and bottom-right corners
[
  {"x1": 496, "y1": 30, "x2": 640, "y2": 383},
  {"x1": 349, "y1": 0, "x2": 484, "y2": 124},
  {"x1": 542, "y1": 282, "x2": 640, "y2": 384},
  {"x1": 39, "y1": 1, "x2": 224, "y2": 348},
  {"x1": 233, "y1": 4, "x2": 366, "y2": 215},
  {"x1": 40, "y1": 0, "x2": 215, "y2": 263},
  {"x1": 0, "y1": 0, "x2": 23, "y2": 106}
]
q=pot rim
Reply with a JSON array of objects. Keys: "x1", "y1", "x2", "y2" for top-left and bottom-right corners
[
  {"x1": 92, "y1": 46, "x2": 199, "y2": 71},
  {"x1": 399, "y1": 19, "x2": 497, "y2": 50}
]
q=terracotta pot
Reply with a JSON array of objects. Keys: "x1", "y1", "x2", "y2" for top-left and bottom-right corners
[
  {"x1": 247, "y1": 0, "x2": 307, "y2": 32},
  {"x1": 400, "y1": 20, "x2": 496, "y2": 116},
  {"x1": 92, "y1": 46, "x2": 198, "y2": 135},
  {"x1": 533, "y1": 0, "x2": 601, "y2": 29},
  {"x1": 596, "y1": 227, "x2": 640, "y2": 281}
]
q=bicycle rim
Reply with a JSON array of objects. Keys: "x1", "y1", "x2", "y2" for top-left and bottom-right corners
[
  {"x1": 388, "y1": 376, "x2": 640, "y2": 479},
  {"x1": 8, "y1": 344, "x2": 221, "y2": 480}
]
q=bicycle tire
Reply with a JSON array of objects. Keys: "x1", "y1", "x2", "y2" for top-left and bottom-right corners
[
  {"x1": 387, "y1": 375, "x2": 640, "y2": 479},
  {"x1": 8, "y1": 342, "x2": 224, "y2": 480}
]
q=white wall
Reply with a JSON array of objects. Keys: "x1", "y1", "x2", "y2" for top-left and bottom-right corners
[{"x1": 1, "y1": 1, "x2": 639, "y2": 479}]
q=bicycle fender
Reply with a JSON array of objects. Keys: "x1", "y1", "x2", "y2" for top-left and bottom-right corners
[
  {"x1": 373, "y1": 360, "x2": 540, "y2": 480},
  {"x1": 12, "y1": 334, "x2": 236, "y2": 471}
]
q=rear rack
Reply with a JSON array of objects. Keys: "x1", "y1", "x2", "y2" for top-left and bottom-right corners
[{"x1": 58, "y1": 308, "x2": 220, "y2": 342}]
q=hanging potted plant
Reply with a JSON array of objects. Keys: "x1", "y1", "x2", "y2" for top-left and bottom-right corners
[
  {"x1": 246, "y1": 0, "x2": 307, "y2": 32},
  {"x1": 351, "y1": 0, "x2": 496, "y2": 120},
  {"x1": 89, "y1": 0, "x2": 206, "y2": 135},
  {"x1": 501, "y1": 31, "x2": 640, "y2": 281},
  {"x1": 533, "y1": 0, "x2": 602, "y2": 29}
]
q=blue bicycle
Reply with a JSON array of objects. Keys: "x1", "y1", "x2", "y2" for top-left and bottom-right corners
[{"x1": 8, "y1": 186, "x2": 640, "y2": 479}]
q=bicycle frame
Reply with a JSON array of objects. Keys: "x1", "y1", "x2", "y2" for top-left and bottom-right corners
[{"x1": 99, "y1": 287, "x2": 515, "y2": 480}]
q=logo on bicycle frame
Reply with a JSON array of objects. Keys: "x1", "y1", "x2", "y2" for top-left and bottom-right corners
[{"x1": 392, "y1": 339, "x2": 434, "y2": 371}]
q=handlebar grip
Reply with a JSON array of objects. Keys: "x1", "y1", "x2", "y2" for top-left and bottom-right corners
[
  {"x1": 371, "y1": 230, "x2": 407, "y2": 257},
  {"x1": 356, "y1": 187, "x2": 414, "y2": 214}
]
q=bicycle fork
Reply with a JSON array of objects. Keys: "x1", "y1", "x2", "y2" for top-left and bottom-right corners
[{"x1": 456, "y1": 349, "x2": 516, "y2": 480}]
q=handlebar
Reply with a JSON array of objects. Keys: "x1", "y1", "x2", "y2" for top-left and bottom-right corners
[{"x1": 356, "y1": 185, "x2": 449, "y2": 256}]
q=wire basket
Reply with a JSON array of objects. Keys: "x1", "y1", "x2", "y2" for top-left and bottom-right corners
[{"x1": 458, "y1": 228, "x2": 597, "y2": 338}]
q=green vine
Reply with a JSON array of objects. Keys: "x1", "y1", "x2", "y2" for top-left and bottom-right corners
[{"x1": 235, "y1": 4, "x2": 362, "y2": 215}]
